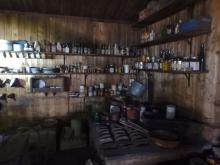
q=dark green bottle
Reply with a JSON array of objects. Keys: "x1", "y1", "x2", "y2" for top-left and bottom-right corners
[{"x1": 198, "y1": 44, "x2": 206, "y2": 71}]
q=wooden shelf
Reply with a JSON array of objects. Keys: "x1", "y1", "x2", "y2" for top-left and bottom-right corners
[
  {"x1": 44, "y1": 52, "x2": 138, "y2": 58},
  {"x1": 84, "y1": 72, "x2": 136, "y2": 75},
  {"x1": 0, "y1": 72, "x2": 136, "y2": 76},
  {"x1": 133, "y1": 30, "x2": 211, "y2": 48},
  {"x1": 0, "y1": 73, "x2": 70, "y2": 76},
  {"x1": 133, "y1": 0, "x2": 205, "y2": 28},
  {"x1": 0, "y1": 51, "x2": 39, "y2": 53},
  {"x1": 68, "y1": 95, "x2": 111, "y2": 99},
  {"x1": 139, "y1": 69, "x2": 208, "y2": 87},
  {"x1": 138, "y1": 69, "x2": 208, "y2": 74},
  {"x1": 0, "y1": 51, "x2": 139, "y2": 58},
  {"x1": 32, "y1": 88, "x2": 63, "y2": 93}
]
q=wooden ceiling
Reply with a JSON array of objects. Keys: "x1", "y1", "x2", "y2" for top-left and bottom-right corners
[{"x1": 0, "y1": 0, "x2": 149, "y2": 22}]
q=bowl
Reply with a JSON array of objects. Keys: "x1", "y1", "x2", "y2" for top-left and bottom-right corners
[
  {"x1": 30, "y1": 67, "x2": 41, "y2": 74},
  {"x1": 150, "y1": 129, "x2": 179, "y2": 149}
]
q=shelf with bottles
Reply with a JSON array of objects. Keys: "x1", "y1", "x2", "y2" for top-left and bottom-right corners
[
  {"x1": 0, "y1": 51, "x2": 139, "y2": 59},
  {"x1": 0, "y1": 39, "x2": 141, "y2": 58},
  {"x1": 69, "y1": 79, "x2": 134, "y2": 99},
  {"x1": 133, "y1": 0, "x2": 204, "y2": 28},
  {"x1": 0, "y1": 73, "x2": 71, "y2": 76},
  {"x1": 135, "y1": 45, "x2": 207, "y2": 87},
  {"x1": 43, "y1": 52, "x2": 139, "y2": 58},
  {"x1": 138, "y1": 69, "x2": 208, "y2": 74},
  {"x1": 0, "y1": 61, "x2": 138, "y2": 78},
  {"x1": 133, "y1": 30, "x2": 211, "y2": 48},
  {"x1": 46, "y1": 41, "x2": 141, "y2": 58}
]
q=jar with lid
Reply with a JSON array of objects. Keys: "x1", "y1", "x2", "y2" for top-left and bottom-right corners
[
  {"x1": 167, "y1": 59, "x2": 172, "y2": 71},
  {"x1": 79, "y1": 84, "x2": 85, "y2": 97},
  {"x1": 181, "y1": 57, "x2": 190, "y2": 71},
  {"x1": 134, "y1": 61, "x2": 139, "y2": 69},
  {"x1": 153, "y1": 60, "x2": 159, "y2": 70},
  {"x1": 109, "y1": 64, "x2": 115, "y2": 73},
  {"x1": 176, "y1": 57, "x2": 182, "y2": 71},
  {"x1": 111, "y1": 84, "x2": 117, "y2": 96},
  {"x1": 162, "y1": 60, "x2": 168, "y2": 71},
  {"x1": 51, "y1": 43, "x2": 57, "y2": 53},
  {"x1": 189, "y1": 57, "x2": 200, "y2": 71},
  {"x1": 138, "y1": 61, "x2": 144, "y2": 70},
  {"x1": 159, "y1": 58, "x2": 163, "y2": 70},
  {"x1": 171, "y1": 57, "x2": 177, "y2": 71}
]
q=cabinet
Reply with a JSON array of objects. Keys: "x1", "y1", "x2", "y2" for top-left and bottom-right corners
[{"x1": 132, "y1": 0, "x2": 210, "y2": 87}]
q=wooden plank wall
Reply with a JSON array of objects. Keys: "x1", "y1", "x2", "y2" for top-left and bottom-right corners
[
  {"x1": 0, "y1": 12, "x2": 138, "y2": 126},
  {"x1": 143, "y1": 0, "x2": 220, "y2": 125}
]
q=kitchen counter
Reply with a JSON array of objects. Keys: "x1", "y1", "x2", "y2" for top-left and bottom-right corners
[
  {"x1": 102, "y1": 144, "x2": 202, "y2": 165},
  {"x1": 89, "y1": 120, "x2": 206, "y2": 165}
]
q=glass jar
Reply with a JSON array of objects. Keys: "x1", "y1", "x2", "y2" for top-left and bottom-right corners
[
  {"x1": 162, "y1": 60, "x2": 168, "y2": 71},
  {"x1": 153, "y1": 61, "x2": 159, "y2": 70},
  {"x1": 88, "y1": 86, "x2": 93, "y2": 97},
  {"x1": 181, "y1": 57, "x2": 190, "y2": 71},
  {"x1": 189, "y1": 57, "x2": 200, "y2": 71},
  {"x1": 176, "y1": 57, "x2": 182, "y2": 71},
  {"x1": 139, "y1": 61, "x2": 144, "y2": 70},
  {"x1": 167, "y1": 59, "x2": 172, "y2": 71},
  {"x1": 171, "y1": 58, "x2": 178, "y2": 71},
  {"x1": 109, "y1": 64, "x2": 115, "y2": 73}
]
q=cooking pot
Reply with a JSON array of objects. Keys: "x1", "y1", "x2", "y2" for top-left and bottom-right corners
[
  {"x1": 129, "y1": 80, "x2": 146, "y2": 97},
  {"x1": 127, "y1": 106, "x2": 139, "y2": 121}
]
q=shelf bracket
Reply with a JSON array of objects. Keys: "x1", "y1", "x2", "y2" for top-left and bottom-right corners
[{"x1": 184, "y1": 73, "x2": 191, "y2": 87}]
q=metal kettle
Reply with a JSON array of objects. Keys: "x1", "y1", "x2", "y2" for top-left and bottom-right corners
[{"x1": 129, "y1": 80, "x2": 146, "y2": 97}]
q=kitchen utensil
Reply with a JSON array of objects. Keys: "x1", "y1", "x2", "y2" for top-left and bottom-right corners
[
  {"x1": 30, "y1": 67, "x2": 41, "y2": 74},
  {"x1": 0, "y1": 67, "x2": 7, "y2": 73},
  {"x1": 42, "y1": 67, "x2": 54, "y2": 74},
  {"x1": 127, "y1": 107, "x2": 139, "y2": 121},
  {"x1": 9, "y1": 78, "x2": 23, "y2": 88},
  {"x1": 33, "y1": 79, "x2": 46, "y2": 89},
  {"x1": 34, "y1": 41, "x2": 41, "y2": 52},
  {"x1": 166, "y1": 105, "x2": 176, "y2": 120},
  {"x1": 129, "y1": 80, "x2": 146, "y2": 97},
  {"x1": 120, "y1": 119, "x2": 149, "y2": 135},
  {"x1": 7, "y1": 93, "x2": 16, "y2": 101},
  {"x1": 0, "y1": 94, "x2": 7, "y2": 102},
  {"x1": 150, "y1": 130, "x2": 179, "y2": 149}
]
